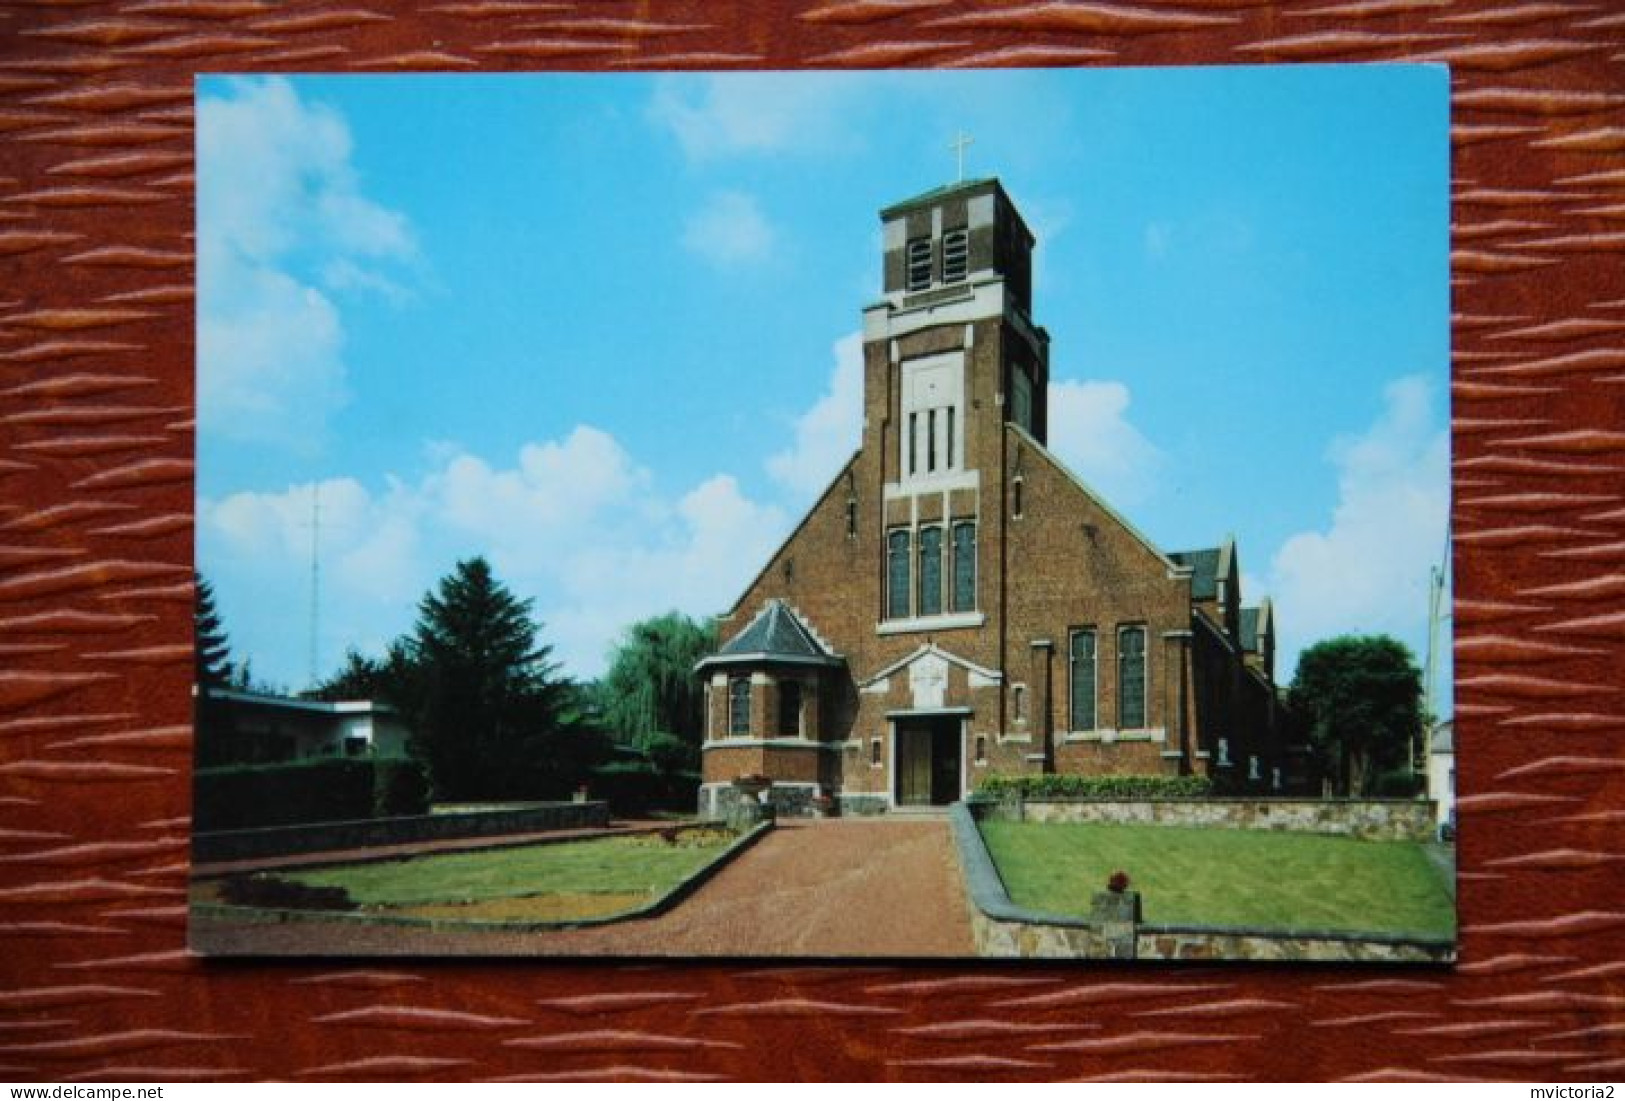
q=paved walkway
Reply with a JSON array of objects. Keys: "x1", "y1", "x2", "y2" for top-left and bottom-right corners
[{"x1": 191, "y1": 818, "x2": 976, "y2": 958}]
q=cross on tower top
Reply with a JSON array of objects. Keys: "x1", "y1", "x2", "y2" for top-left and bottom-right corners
[{"x1": 949, "y1": 131, "x2": 973, "y2": 183}]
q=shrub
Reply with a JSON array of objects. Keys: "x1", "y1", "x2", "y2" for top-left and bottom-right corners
[
  {"x1": 374, "y1": 758, "x2": 432, "y2": 818},
  {"x1": 975, "y1": 774, "x2": 1214, "y2": 799},
  {"x1": 218, "y1": 874, "x2": 354, "y2": 912},
  {"x1": 1372, "y1": 768, "x2": 1425, "y2": 798},
  {"x1": 590, "y1": 761, "x2": 701, "y2": 817}
]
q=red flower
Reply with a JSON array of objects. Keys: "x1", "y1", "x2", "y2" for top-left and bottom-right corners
[{"x1": 1107, "y1": 871, "x2": 1131, "y2": 894}]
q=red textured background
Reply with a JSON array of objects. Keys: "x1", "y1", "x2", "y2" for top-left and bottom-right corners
[{"x1": 2, "y1": 0, "x2": 1624, "y2": 1083}]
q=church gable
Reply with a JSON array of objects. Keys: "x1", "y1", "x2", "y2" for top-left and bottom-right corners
[
  {"x1": 717, "y1": 451, "x2": 868, "y2": 627},
  {"x1": 1006, "y1": 423, "x2": 1183, "y2": 584}
]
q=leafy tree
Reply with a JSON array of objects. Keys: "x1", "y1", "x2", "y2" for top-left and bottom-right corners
[
  {"x1": 307, "y1": 645, "x2": 412, "y2": 704},
  {"x1": 596, "y1": 611, "x2": 717, "y2": 761},
  {"x1": 1288, "y1": 635, "x2": 1423, "y2": 796},
  {"x1": 403, "y1": 557, "x2": 605, "y2": 800}
]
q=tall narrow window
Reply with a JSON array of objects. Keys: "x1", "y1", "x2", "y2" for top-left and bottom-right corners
[
  {"x1": 908, "y1": 412, "x2": 917, "y2": 476},
  {"x1": 887, "y1": 529, "x2": 911, "y2": 620},
  {"x1": 1011, "y1": 367, "x2": 1033, "y2": 432},
  {"x1": 927, "y1": 410, "x2": 937, "y2": 473},
  {"x1": 1012, "y1": 476, "x2": 1024, "y2": 519},
  {"x1": 942, "y1": 229, "x2": 969, "y2": 283},
  {"x1": 729, "y1": 677, "x2": 751, "y2": 736},
  {"x1": 1069, "y1": 629, "x2": 1097, "y2": 731},
  {"x1": 918, "y1": 526, "x2": 943, "y2": 617},
  {"x1": 952, "y1": 521, "x2": 976, "y2": 612},
  {"x1": 1119, "y1": 626, "x2": 1147, "y2": 729},
  {"x1": 778, "y1": 680, "x2": 802, "y2": 737},
  {"x1": 845, "y1": 498, "x2": 857, "y2": 539},
  {"x1": 906, "y1": 238, "x2": 932, "y2": 290},
  {"x1": 946, "y1": 406, "x2": 956, "y2": 470}
]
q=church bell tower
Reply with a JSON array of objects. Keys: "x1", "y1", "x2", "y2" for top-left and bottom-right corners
[{"x1": 860, "y1": 177, "x2": 1050, "y2": 631}]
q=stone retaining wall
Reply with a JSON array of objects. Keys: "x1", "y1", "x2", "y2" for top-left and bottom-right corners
[
  {"x1": 978, "y1": 795, "x2": 1437, "y2": 842},
  {"x1": 193, "y1": 800, "x2": 610, "y2": 864},
  {"x1": 1138, "y1": 925, "x2": 1456, "y2": 963},
  {"x1": 837, "y1": 794, "x2": 889, "y2": 816},
  {"x1": 699, "y1": 781, "x2": 817, "y2": 819}
]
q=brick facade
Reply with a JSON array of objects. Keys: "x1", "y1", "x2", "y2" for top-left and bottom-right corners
[{"x1": 699, "y1": 179, "x2": 1284, "y2": 814}]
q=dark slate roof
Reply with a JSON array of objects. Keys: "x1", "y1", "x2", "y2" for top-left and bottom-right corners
[
  {"x1": 701, "y1": 600, "x2": 841, "y2": 668},
  {"x1": 1170, "y1": 548, "x2": 1221, "y2": 600},
  {"x1": 879, "y1": 177, "x2": 997, "y2": 218},
  {"x1": 1240, "y1": 607, "x2": 1261, "y2": 652}
]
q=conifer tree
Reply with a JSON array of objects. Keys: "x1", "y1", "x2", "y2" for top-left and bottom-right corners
[
  {"x1": 194, "y1": 572, "x2": 234, "y2": 688},
  {"x1": 403, "y1": 557, "x2": 602, "y2": 800}
]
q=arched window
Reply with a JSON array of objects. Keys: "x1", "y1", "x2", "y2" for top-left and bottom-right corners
[
  {"x1": 952, "y1": 521, "x2": 976, "y2": 611},
  {"x1": 887, "y1": 529, "x2": 911, "y2": 620},
  {"x1": 1069, "y1": 629, "x2": 1097, "y2": 731},
  {"x1": 728, "y1": 677, "x2": 751, "y2": 737},
  {"x1": 918, "y1": 526, "x2": 943, "y2": 617},
  {"x1": 778, "y1": 680, "x2": 802, "y2": 737},
  {"x1": 1118, "y1": 626, "x2": 1147, "y2": 729}
]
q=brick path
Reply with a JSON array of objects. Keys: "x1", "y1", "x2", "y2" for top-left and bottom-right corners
[{"x1": 191, "y1": 818, "x2": 977, "y2": 958}]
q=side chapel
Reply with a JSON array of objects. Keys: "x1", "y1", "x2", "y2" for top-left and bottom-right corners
[{"x1": 696, "y1": 178, "x2": 1284, "y2": 815}]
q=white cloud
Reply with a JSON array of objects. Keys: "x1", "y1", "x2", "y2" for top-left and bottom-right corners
[
  {"x1": 766, "y1": 333, "x2": 863, "y2": 500},
  {"x1": 1047, "y1": 379, "x2": 1165, "y2": 506},
  {"x1": 682, "y1": 190, "x2": 776, "y2": 267},
  {"x1": 199, "y1": 427, "x2": 788, "y2": 687},
  {"x1": 197, "y1": 77, "x2": 415, "y2": 451},
  {"x1": 648, "y1": 73, "x2": 872, "y2": 162},
  {"x1": 1264, "y1": 376, "x2": 1449, "y2": 680}
]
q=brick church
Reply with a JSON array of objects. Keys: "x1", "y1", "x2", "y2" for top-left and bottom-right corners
[{"x1": 696, "y1": 178, "x2": 1284, "y2": 816}]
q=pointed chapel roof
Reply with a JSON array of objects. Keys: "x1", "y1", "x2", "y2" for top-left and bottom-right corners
[
  {"x1": 1170, "y1": 536, "x2": 1236, "y2": 601},
  {"x1": 1240, "y1": 607, "x2": 1261, "y2": 652},
  {"x1": 1240, "y1": 599, "x2": 1274, "y2": 653},
  {"x1": 1169, "y1": 548, "x2": 1222, "y2": 600},
  {"x1": 696, "y1": 600, "x2": 842, "y2": 671}
]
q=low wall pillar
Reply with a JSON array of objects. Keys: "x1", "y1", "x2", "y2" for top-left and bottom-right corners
[{"x1": 1090, "y1": 889, "x2": 1141, "y2": 960}]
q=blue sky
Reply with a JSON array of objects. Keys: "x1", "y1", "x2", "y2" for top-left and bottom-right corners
[{"x1": 197, "y1": 66, "x2": 1450, "y2": 703}]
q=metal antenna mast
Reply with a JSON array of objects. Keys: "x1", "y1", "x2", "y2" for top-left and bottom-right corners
[{"x1": 308, "y1": 484, "x2": 321, "y2": 690}]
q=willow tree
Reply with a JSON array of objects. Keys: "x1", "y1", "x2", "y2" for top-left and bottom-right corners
[{"x1": 597, "y1": 611, "x2": 717, "y2": 760}]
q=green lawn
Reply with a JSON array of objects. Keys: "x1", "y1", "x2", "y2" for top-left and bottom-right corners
[
  {"x1": 282, "y1": 829, "x2": 732, "y2": 913},
  {"x1": 979, "y1": 821, "x2": 1455, "y2": 937}
]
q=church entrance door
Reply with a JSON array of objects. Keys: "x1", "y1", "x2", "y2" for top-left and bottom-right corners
[{"x1": 894, "y1": 716, "x2": 963, "y2": 807}]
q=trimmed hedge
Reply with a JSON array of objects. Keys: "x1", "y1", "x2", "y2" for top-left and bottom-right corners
[
  {"x1": 976, "y1": 774, "x2": 1214, "y2": 799},
  {"x1": 195, "y1": 757, "x2": 431, "y2": 832},
  {"x1": 374, "y1": 758, "x2": 432, "y2": 818}
]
